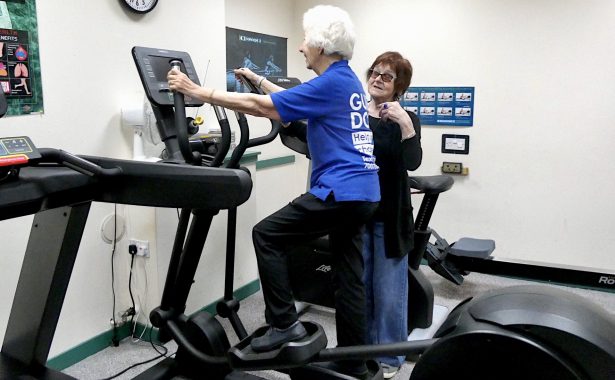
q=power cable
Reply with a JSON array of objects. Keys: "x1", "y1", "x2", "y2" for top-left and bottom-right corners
[{"x1": 110, "y1": 204, "x2": 119, "y2": 347}]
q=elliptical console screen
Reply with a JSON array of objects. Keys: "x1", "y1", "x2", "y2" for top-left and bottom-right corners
[
  {"x1": 132, "y1": 46, "x2": 204, "y2": 107},
  {"x1": 149, "y1": 55, "x2": 188, "y2": 81}
]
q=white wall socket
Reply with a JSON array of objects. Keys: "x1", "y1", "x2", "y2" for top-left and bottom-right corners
[{"x1": 129, "y1": 239, "x2": 150, "y2": 258}]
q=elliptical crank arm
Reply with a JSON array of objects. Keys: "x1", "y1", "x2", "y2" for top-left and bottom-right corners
[{"x1": 166, "y1": 320, "x2": 228, "y2": 365}]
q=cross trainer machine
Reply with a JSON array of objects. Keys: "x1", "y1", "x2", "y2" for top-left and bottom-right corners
[
  {"x1": 0, "y1": 88, "x2": 252, "y2": 379},
  {"x1": 130, "y1": 47, "x2": 390, "y2": 380}
]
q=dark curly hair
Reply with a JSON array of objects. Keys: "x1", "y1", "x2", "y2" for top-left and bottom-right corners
[{"x1": 366, "y1": 51, "x2": 413, "y2": 101}]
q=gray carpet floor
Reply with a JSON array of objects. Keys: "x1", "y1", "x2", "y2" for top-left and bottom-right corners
[{"x1": 63, "y1": 267, "x2": 615, "y2": 379}]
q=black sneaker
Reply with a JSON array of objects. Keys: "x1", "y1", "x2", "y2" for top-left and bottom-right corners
[{"x1": 250, "y1": 321, "x2": 308, "y2": 352}]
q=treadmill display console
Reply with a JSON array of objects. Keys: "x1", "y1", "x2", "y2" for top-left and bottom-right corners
[{"x1": 0, "y1": 136, "x2": 40, "y2": 167}]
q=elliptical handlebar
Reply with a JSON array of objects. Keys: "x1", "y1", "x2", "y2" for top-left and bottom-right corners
[
  {"x1": 219, "y1": 74, "x2": 282, "y2": 169},
  {"x1": 170, "y1": 59, "x2": 195, "y2": 164},
  {"x1": 208, "y1": 105, "x2": 232, "y2": 167},
  {"x1": 225, "y1": 111, "x2": 250, "y2": 169},
  {"x1": 246, "y1": 119, "x2": 281, "y2": 148},
  {"x1": 224, "y1": 110, "x2": 282, "y2": 170}
]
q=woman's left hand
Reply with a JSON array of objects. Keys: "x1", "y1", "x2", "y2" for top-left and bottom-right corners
[
  {"x1": 234, "y1": 67, "x2": 260, "y2": 85},
  {"x1": 377, "y1": 101, "x2": 415, "y2": 139},
  {"x1": 377, "y1": 101, "x2": 406, "y2": 123}
]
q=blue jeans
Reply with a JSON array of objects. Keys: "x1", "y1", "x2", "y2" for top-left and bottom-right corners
[{"x1": 363, "y1": 221, "x2": 408, "y2": 367}]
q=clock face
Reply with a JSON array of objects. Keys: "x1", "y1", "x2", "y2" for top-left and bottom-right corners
[{"x1": 123, "y1": 0, "x2": 158, "y2": 13}]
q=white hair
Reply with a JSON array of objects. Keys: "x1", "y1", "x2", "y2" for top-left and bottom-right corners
[{"x1": 302, "y1": 5, "x2": 356, "y2": 60}]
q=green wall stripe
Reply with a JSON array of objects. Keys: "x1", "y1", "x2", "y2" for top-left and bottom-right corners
[
  {"x1": 255, "y1": 155, "x2": 295, "y2": 170},
  {"x1": 47, "y1": 324, "x2": 131, "y2": 370},
  {"x1": 47, "y1": 279, "x2": 261, "y2": 371},
  {"x1": 224, "y1": 151, "x2": 260, "y2": 165},
  {"x1": 192, "y1": 278, "x2": 262, "y2": 316}
]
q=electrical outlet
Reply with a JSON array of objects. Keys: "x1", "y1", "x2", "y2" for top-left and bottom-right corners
[
  {"x1": 121, "y1": 307, "x2": 136, "y2": 320},
  {"x1": 129, "y1": 239, "x2": 150, "y2": 257},
  {"x1": 442, "y1": 162, "x2": 463, "y2": 174},
  {"x1": 110, "y1": 315, "x2": 125, "y2": 327}
]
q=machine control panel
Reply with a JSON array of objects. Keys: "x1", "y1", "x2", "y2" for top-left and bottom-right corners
[
  {"x1": 0, "y1": 136, "x2": 40, "y2": 167},
  {"x1": 132, "y1": 46, "x2": 204, "y2": 107}
]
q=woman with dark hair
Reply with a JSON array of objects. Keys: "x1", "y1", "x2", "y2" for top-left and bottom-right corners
[{"x1": 363, "y1": 51, "x2": 422, "y2": 379}]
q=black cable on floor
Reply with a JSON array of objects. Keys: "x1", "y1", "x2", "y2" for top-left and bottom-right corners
[
  {"x1": 148, "y1": 325, "x2": 174, "y2": 358},
  {"x1": 97, "y1": 352, "x2": 165, "y2": 380},
  {"x1": 110, "y1": 205, "x2": 119, "y2": 347},
  {"x1": 97, "y1": 328, "x2": 173, "y2": 380}
]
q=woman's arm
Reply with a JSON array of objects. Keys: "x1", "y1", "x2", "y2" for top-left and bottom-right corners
[
  {"x1": 234, "y1": 68, "x2": 286, "y2": 95},
  {"x1": 168, "y1": 68, "x2": 281, "y2": 120},
  {"x1": 401, "y1": 112, "x2": 422, "y2": 171}
]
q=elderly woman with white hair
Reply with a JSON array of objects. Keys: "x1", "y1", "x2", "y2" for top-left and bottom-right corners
[{"x1": 168, "y1": 5, "x2": 378, "y2": 378}]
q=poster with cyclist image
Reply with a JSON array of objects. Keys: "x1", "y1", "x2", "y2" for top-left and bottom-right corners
[
  {"x1": 0, "y1": 0, "x2": 42, "y2": 116},
  {"x1": 225, "y1": 27, "x2": 287, "y2": 93}
]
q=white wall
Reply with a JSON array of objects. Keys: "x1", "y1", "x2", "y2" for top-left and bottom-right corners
[{"x1": 1, "y1": 0, "x2": 614, "y2": 363}]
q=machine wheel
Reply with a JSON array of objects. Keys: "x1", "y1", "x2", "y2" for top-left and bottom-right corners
[
  {"x1": 411, "y1": 330, "x2": 584, "y2": 379},
  {"x1": 175, "y1": 310, "x2": 232, "y2": 378}
]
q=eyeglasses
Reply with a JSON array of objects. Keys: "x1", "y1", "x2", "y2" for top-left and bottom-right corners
[{"x1": 368, "y1": 68, "x2": 396, "y2": 83}]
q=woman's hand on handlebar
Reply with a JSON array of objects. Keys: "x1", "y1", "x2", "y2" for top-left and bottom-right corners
[
  {"x1": 234, "y1": 67, "x2": 260, "y2": 86},
  {"x1": 167, "y1": 68, "x2": 201, "y2": 97}
]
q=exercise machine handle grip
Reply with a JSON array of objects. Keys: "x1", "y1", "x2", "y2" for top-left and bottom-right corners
[
  {"x1": 225, "y1": 111, "x2": 250, "y2": 169},
  {"x1": 170, "y1": 59, "x2": 194, "y2": 164},
  {"x1": 246, "y1": 119, "x2": 281, "y2": 148},
  {"x1": 209, "y1": 105, "x2": 231, "y2": 167},
  {"x1": 38, "y1": 148, "x2": 122, "y2": 177}
]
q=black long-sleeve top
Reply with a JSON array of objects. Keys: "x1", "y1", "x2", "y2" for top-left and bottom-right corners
[{"x1": 370, "y1": 111, "x2": 422, "y2": 258}]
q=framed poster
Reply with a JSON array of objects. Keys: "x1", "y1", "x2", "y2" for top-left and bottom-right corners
[
  {"x1": 401, "y1": 87, "x2": 474, "y2": 127},
  {"x1": 225, "y1": 27, "x2": 287, "y2": 93},
  {"x1": 441, "y1": 134, "x2": 470, "y2": 154},
  {"x1": 0, "y1": 0, "x2": 43, "y2": 116}
]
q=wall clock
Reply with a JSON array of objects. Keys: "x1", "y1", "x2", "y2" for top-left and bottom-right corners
[{"x1": 121, "y1": 0, "x2": 158, "y2": 14}]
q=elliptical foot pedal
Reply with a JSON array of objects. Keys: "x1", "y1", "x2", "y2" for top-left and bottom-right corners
[
  {"x1": 289, "y1": 360, "x2": 383, "y2": 380},
  {"x1": 425, "y1": 244, "x2": 465, "y2": 285},
  {"x1": 449, "y1": 237, "x2": 495, "y2": 259},
  {"x1": 228, "y1": 321, "x2": 327, "y2": 371}
]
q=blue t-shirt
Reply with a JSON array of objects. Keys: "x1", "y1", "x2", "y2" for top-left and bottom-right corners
[{"x1": 271, "y1": 60, "x2": 380, "y2": 202}]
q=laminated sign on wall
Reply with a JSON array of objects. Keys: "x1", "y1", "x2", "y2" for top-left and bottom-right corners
[
  {"x1": 0, "y1": 0, "x2": 42, "y2": 116},
  {"x1": 401, "y1": 87, "x2": 474, "y2": 127}
]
